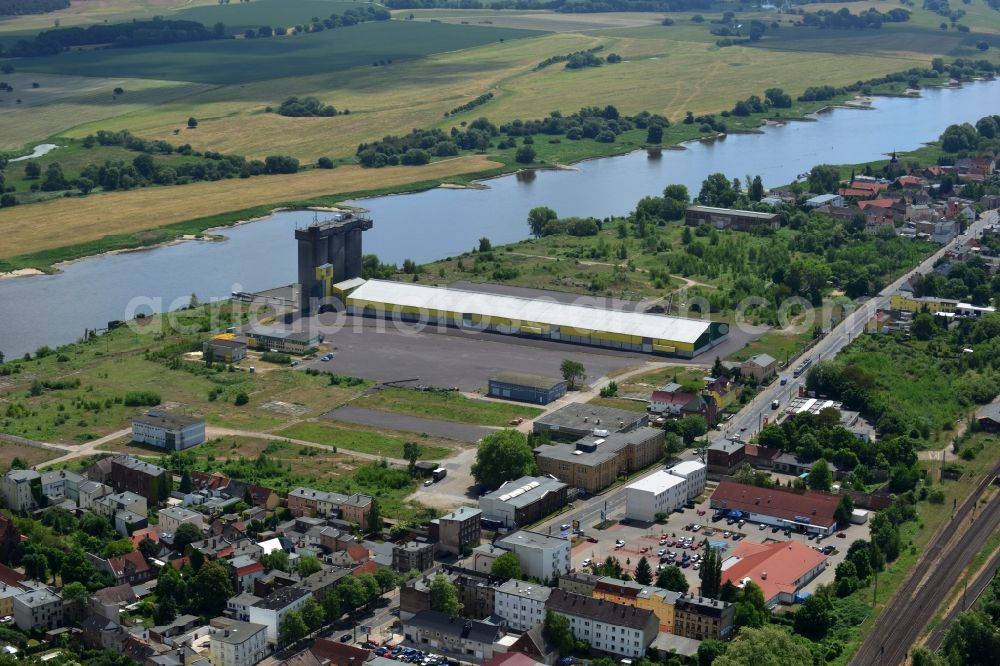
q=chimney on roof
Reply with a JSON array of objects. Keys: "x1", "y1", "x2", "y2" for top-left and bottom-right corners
[{"x1": 761, "y1": 572, "x2": 767, "y2": 580}]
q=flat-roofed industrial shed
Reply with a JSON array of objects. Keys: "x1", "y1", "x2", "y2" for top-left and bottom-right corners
[{"x1": 346, "y1": 280, "x2": 728, "y2": 357}]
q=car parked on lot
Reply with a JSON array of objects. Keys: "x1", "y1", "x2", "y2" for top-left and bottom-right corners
[
  {"x1": 759, "y1": 523, "x2": 766, "y2": 530},
  {"x1": 837, "y1": 532, "x2": 847, "y2": 538},
  {"x1": 340, "y1": 634, "x2": 352, "y2": 642},
  {"x1": 658, "y1": 549, "x2": 666, "y2": 556},
  {"x1": 615, "y1": 539, "x2": 625, "y2": 548},
  {"x1": 582, "y1": 558, "x2": 591, "y2": 567}
]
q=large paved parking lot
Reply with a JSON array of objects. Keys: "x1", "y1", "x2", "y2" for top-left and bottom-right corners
[
  {"x1": 297, "y1": 314, "x2": 653, "y2": 392},
  {"x1": 570, "y1": 493, "x2": 871, "y2": 597}
]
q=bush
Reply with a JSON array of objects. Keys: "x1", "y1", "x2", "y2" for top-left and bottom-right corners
[
  {"x1": 515, "y1": 145, "x2": 536, "y2": 164},
  {"x1": 261, "y1": 352, "x2": 292, "y2": 365},
  {"x1": 123, "y1": 391, "x2": 161, "y2": 407},
  {"x1": 317, "y1": 156, "x2": 335, "y2": 169},
  {"x1": 234, "y1": 392, "x2": 249, "y2": 406}
]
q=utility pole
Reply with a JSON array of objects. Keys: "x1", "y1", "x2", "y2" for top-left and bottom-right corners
[{"x1": 873, "y1": 569, "x2": 878, "y2": 609}]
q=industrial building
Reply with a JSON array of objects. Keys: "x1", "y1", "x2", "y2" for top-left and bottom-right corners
[
  {"x1": 202, "y1": 335, "x2": 248, "y2": 363},
  {"x1": 535, "y1": 427, "x2": 664, "y2": 494},
  {"x1": 131, "y1": 410, "x2": 205, "y2": 451},
  {"x1": 625, "y1": 471, "x2": 688, "y2": 522},
  {"x1": 685, "y1": 206, "x2": 781, "y2": 232},
  {"x1": 721, "y1": 540, "x2": 828, "y2": 607},
  {"x1": 296, "y1": 213, "x2": 372, "y2": 314},
  {"x1": 244, "y1": 327, "x2": 320, "y2": 355},
  {"x1": 487, "y1": 372, "x2": 568, "y2": 405},
  {"x1": 533, "y1": 403, "x2": 648, "y2": 441},
  {"x1": 478, "y1": 475, "x2": 569, "y2": 529},
  {"x1": 345, "y1": 279, "x2": 728, "y2": 358},
  {"x1": 709, "y1": 481, "x2": 841, "y2": 536}
]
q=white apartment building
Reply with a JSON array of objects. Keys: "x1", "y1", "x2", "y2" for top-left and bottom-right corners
[
  {"x1": 40, "y1": 469, "x2": 84, "y2": 502},
  {"x1": 246, "y1": 587, "x2": 311, "y2": 643},
  {"x1": 665, "y1": 460, "x2": 708, "y2": 499},
  {"x1": 94, "y1": 492, "x2": 147, "y2": 520},
  {"x1": 495, "y1": 530, "x2": 571, "y2": 582},
  {"x1": 158, "y1": 506, "x2": 204, "y2": 533},
  {"x1": 1, "y1": 470, "x2": 40, "y2": 512},
  {"x1": 545, "y1": 590, "x2": 658, "y2": 658},
  {"x1": 493, "y1": 579, "x2": 552, "y2": 632},
  {"x1": 625, "y1": 470, "x2": 687, "y2": 522},
  {"x1": 13, "y1": 587, "x2": 64, "y2": 632},
  {"x1": 209, "y1": 621, "x2": 269, "y2": 666}
]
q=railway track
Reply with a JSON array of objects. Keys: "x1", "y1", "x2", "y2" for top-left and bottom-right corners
[
  {"x1": 924, "y1": 547, "x2": 1000, "y2": 651},
  {"x1": 849, "y1": 461, "x2": 1000, "y2": 665}
]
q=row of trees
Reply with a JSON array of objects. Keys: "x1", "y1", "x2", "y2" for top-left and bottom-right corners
[
  {"x1": 3, "y1": 19, "x2": 225, "y2": 57},
  {"x1": 278, "y1": 567, "x2": 398, "y2": 645}
]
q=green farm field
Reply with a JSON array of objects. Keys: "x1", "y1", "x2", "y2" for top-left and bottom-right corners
[
  {"x1": 14, "y1": 20, "x2": 539, "y2": 84},
  {"x1": 172, "y1": 0, "x2": 371, "y2": 34}
]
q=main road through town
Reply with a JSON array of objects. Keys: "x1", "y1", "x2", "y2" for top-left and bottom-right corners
[
  {"x1": 529, "y1": 210, "x2": 999, "y2": 664},
  {"x1": 716, "y1": 209, "x2": 997, "y2": 446}
]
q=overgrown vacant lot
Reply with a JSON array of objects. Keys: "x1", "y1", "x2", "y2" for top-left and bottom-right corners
[
  {"x1": 352, "y1": 387, "x2": 542, "y2": 426},
  {"x1": 276, "y1": 420, "x2": 459, "y2": 460}
]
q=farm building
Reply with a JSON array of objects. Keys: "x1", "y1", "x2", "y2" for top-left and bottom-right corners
[
  {"x1": 684, "y1": 206, "x2": 780, "y2": 232},
  {"x1": 488, "y1": 372, "x2": 568, "y2": 405},
  {"x1": 346, "y1": 280, "x2": 727, "y2": 358}
]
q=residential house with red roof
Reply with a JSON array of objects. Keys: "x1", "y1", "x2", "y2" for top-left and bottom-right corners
[
  {"x1": 721, "y1": 540, "x2": 828, "y2": 607},
  {"x1": 93, "y1": 551, "x2": 154, "y2": 586}
]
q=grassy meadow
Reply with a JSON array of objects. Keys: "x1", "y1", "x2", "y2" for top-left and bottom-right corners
[{"x1": 352, "y1": 387, "x2": 543, "y2": 427}]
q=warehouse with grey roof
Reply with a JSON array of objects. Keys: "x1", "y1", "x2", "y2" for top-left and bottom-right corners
[{"x1": 346, "y1": 279, "x2": 728, "y2": 357}]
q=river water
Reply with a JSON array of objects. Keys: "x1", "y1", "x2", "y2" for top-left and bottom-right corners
[{"x1": 2, "y1": 80, "x2": 999, "y2": 358}]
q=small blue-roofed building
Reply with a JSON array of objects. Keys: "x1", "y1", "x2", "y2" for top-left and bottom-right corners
[{"x1": 488, "y1": 372, "x2": 568, "y2": 405}]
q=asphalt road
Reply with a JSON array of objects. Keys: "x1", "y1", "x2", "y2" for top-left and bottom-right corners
[{"x1": 713, "y1": 211, "x2": 996, "y2": 445}]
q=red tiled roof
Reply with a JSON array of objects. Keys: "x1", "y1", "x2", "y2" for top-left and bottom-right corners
[
  {"x1": 347, "y1": 544, "x2": 369, "y2": 562},
  {"x1": 351, "y1": 560, "x2": 379, "y2": 576},
  {"x1": 896, "y1": 176, "x2": 921, "y2": 186},
  {"x1": 722, "y1": 540, "x2": 827, "y2": 605},
  {"x1": 0, "y1": 562, "x2": 25, "y2": 586},
  {"x1": 848, "y1": 181, "x2": 888, "y2": 192},
  {"x1": 130, "y1": 528, "x2": 159, "y2": 549},
  {"x1": 108, "y1": 551, "x2": 150, "y2": 578},
  {"x1": 838, "y1": 188, "x2": 874, "y2": 198},
  {"x1": 711, "y1": 481, "x2": 839, "y2": 528},
  {"x1": 235, "y1": 561, "x2": 264, "y2": 576},
  {"x1": 310, "y1": 639, "x2": 371, "y2": 666},
  {"x1": 858, "y1": 198, "x2": 897, "y2": 210},
  {"x1": 191, "y1": 470, "x2": 230, "y2": 490},
  {"x1": 484, "y1": 653, "x2": 546, "y2": 666}
]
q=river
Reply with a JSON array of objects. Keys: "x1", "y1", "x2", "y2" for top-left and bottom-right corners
[{"x1": 1, "y1": 80, "x2": 999, "y2": 359}]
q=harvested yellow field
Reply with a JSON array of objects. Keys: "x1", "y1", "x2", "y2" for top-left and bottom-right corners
[
  {"x1": 0, "y1": 155, "x2": 500, "y2": 259},
  {"x1": 64, "y1": 33, "x2": 600, "y2": 160}
]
